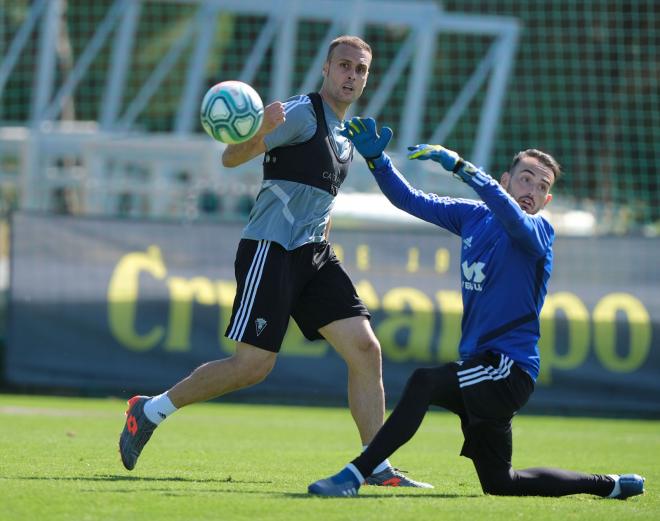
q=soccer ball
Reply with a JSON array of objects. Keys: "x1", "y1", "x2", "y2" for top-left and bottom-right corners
[{"x1": 200, "y1": 81, "x2": 264, "y2": 144}]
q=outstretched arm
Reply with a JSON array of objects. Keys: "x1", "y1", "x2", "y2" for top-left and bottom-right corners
[
  {"x1": 340, "y1": 117, "x2": 475, "y2": 235},
  {"x1": 222, "y1": 101, "x2": 286, "y2": 167},
  {"x1": 408, "y1": 145, "x2": 554, "y2": 255}
]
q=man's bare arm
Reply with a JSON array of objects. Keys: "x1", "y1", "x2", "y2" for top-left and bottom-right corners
[{"x1": 222, "y1": 101, "x2": 286, "y2": 167}]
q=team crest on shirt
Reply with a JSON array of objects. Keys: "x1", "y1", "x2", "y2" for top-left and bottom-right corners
[{"x1": 255, "y1": 318, "x2": 268, "y2": 336}]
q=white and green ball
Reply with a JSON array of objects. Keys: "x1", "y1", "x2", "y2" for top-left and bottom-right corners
[{"x1": 200, "y1": 81, "x2": 264, "y2": 144}]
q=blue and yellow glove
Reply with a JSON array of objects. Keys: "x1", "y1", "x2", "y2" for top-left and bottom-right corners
[
  {"x1": 340, "y1": 117, "x2": 393, "y2": 168},
  {"x1": 407, "y1": 144, "x2": 481, "y2": 184}
]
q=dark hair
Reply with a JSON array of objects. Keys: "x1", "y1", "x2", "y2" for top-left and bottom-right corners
[
  {"x1": 509, "y1": 149, "x2": 562, "y2": 180},
  {"x1": 326, "y1": 35, "x2": 372, "y2": 62}
]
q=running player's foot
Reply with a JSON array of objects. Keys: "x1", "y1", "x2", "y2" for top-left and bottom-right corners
[
  {"x1": 610, "y1": 474, "x2": 645, "y2": 499},
  {"x1": 119, "y1": 395, "x2": 156, "y2": 470},
  {"x1": 308, "y1": 467, "x2": 362, "y2": 497},
  {"x1": 365, "y1": 467, "x2": 434, "y2": 488}
]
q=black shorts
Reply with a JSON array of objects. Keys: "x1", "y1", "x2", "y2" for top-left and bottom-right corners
[
  {"x1": 225, "y1": 239, "x2": 370, "y2": 352},
  {"x1": 450, "y1": 351, "x2": 534, "y2": 467}
]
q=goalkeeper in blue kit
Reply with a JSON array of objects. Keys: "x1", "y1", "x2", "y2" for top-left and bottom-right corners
[{"x1": 308, "y1": 117, "x2": 645, "y2": 499}]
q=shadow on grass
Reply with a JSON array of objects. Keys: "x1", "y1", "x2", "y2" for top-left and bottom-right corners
[
  {"x1": 10, "y1": 475, "x2": 482, "y2": 499},
  {"x1": 286, "y1": 492, "x2": 483, "y2": 499},
  {"x1": 76, "y1": 488, "x2": 481, "y2": 499},
  {"x1": 9, "y1": 474, "x2": 272, "y2": 484}
]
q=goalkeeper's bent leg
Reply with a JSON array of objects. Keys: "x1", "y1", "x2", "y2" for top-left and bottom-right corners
[
  {"x1": 351, "y1": 365, "x2": 463, "y2": 479},
  {"x1": 474, "y1": 460, "x2": 616, "y2": 497}
]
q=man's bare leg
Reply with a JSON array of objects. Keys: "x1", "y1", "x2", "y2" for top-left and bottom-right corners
[{"x1": 319, "y1": 316, "x2": 384, "y2": 444}]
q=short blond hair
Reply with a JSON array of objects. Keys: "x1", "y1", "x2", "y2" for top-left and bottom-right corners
[{"x1": 326, "y1": 35, "x2": 372, "y2": 62}]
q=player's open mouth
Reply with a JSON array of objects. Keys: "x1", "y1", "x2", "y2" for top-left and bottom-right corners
[
  {"x1": 342, "y1": 84, "x2": 354, "y2": 92},
  {"x1": 519, "y1": 198, "x2": 533, "y2": 211}
]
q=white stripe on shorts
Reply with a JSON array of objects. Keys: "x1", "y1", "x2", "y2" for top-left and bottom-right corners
[
  {"x1": 457, "y1": 354, "x2": 514, "y2": 388},
  {"x1": 228, "y1": 240, "x2": 271, "y2": 341}
]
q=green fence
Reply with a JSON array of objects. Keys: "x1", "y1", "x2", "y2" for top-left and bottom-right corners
[
  {"x1": 1, "y1": 0, "x2": 658, "y2": 228},
  {"x1": 440, "y1": 1, "x2": 659, "y2": 230}
]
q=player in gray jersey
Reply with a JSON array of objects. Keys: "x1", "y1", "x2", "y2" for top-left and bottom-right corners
[
  {"x1": 119, "y1": 35, "x2": 430, "y2": 488},
  {"x1": 240, "y1": 92, "x2": 350, "y2": 249}
]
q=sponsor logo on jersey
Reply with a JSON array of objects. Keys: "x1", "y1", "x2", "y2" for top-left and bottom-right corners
[{"x1": 461, "y1": 260, "x2": 485, "y2": 291}]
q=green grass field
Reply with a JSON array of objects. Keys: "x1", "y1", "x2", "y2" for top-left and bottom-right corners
[{"x1": 0, "y1": 394, "x2": 657, "y2": 521}]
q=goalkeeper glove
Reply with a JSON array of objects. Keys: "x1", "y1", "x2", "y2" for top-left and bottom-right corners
[
  {"x1": 407, "y1": 144, "x2": 481, "y2": 184},
  {"x1": 340, "y1": 117, "x2": 393, "y2": 163}
]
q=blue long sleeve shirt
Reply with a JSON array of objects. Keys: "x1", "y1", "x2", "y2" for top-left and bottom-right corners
[{"x1": 371, "y1": 154, "x2": 554, "y2": 380}]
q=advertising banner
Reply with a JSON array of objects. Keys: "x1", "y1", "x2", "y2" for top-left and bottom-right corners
[{"x1": 7, "y1": 212, "x2": 660, "y2": 416}]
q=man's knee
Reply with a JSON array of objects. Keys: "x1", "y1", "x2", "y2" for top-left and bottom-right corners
[
  {"x1": 350, "y1": 335, "x2": 382, "y2": 375},
  {"x1": 231, "y1": 345, "x2": 276, "y2": 387},
  {"x1": 358, "y1": 334, "x2": 381, "y2": 358},
  {"x1": 240, "y1": 361, "x2": 273, "y2": 386},
  {"x1": 473, "y1": 459, "x2": 517, "y2": 496},
  {"x1": 321, "y1": 317, "x2": 381, "y2": 364},
  {"x1": 406, "y1": 368, "x2": 436, "y2": 394},
  {"x1": 480, "y1": 475, "x2": 515, "y2": 496},
  {"x1": 339, "y1": 329, "x2": 382, "y2": 369}
]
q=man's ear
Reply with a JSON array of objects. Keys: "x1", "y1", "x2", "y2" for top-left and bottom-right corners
[
  {"x1": 322, "y1": 61, "x2": 328, "y2": 78},
  {"x1": 544, "y1": 193, "x2": 553, "y2": 207},
  {"x1": 500, "y1": 171, "x2": 511, "y2": 189}
]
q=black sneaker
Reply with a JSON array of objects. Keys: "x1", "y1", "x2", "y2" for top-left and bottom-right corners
[
  {"x1": 119, "y1": 395, "x2": 156, "y2": 470},
  {"x1": 365, "y1": 467, "x2": 433, "y2": 488}
]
